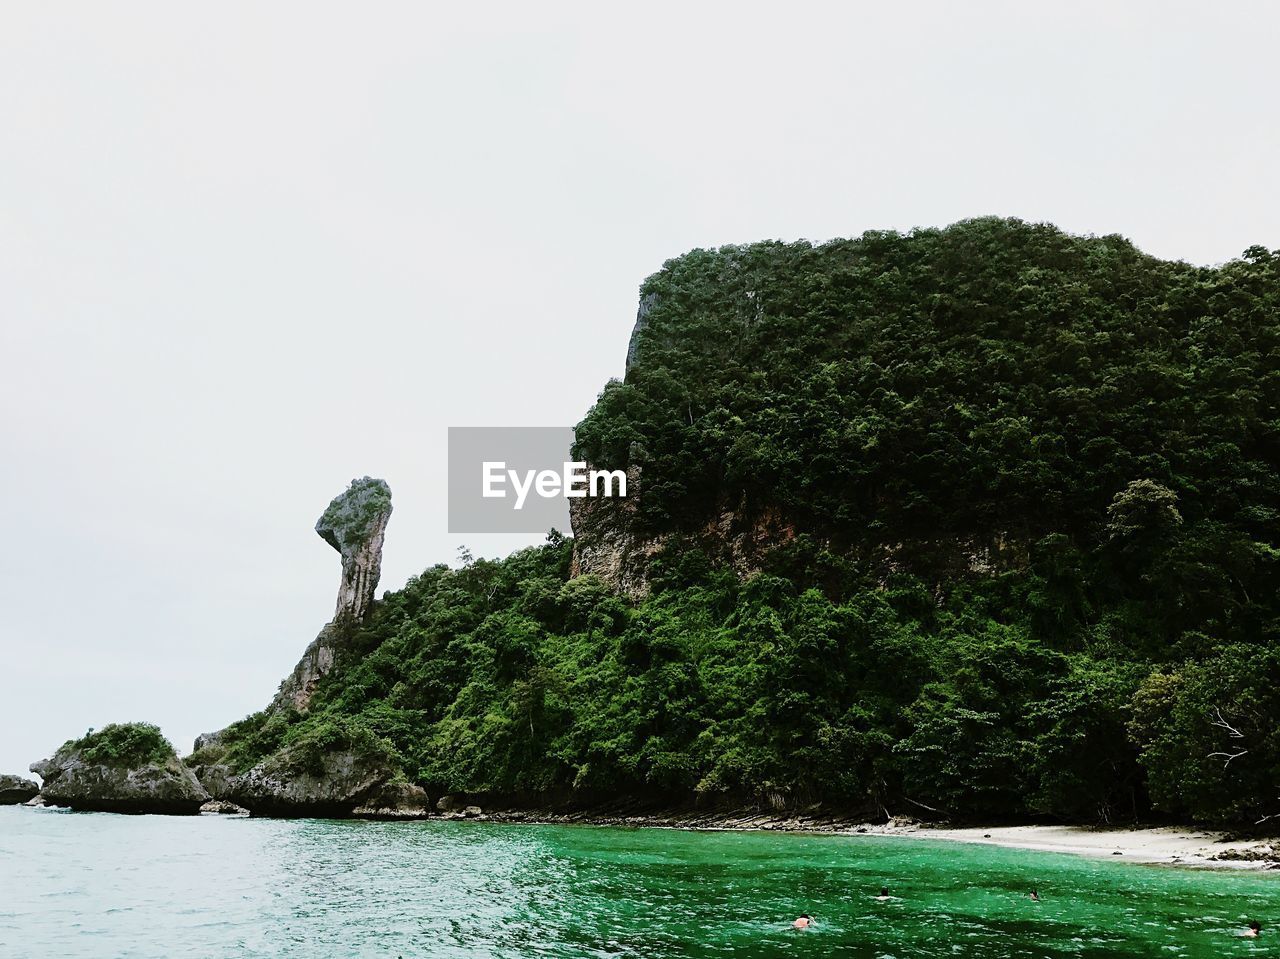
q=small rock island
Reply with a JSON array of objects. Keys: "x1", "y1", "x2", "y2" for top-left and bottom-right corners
[
  {"x1": 30, "y1": 723, "x2": 208, "y2": 815},
  {"x1": 0, "y1": 773, "x2": 39, "y2": 805}
]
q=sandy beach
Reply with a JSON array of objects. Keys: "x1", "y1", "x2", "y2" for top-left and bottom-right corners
[
  {"x1": 890, "y1": 823, "x2": 1280, "y2": 869},
  {"x1": 479, "y1": 804, "x2": 1280, "y2": 869}
]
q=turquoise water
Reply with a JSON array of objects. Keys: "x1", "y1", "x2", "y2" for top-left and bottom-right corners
[{"x1": 1, "y1": 806, "x2": 1276, "y2": 958}]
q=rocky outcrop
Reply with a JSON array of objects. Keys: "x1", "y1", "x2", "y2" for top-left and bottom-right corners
[
  {"x1": 31, "y1": 736, "x2": 208, "y2": 815},
  {"x1": 316, "y1": 476, "x2": 393, "y2": 623},
  {"x1": 569, "y1": 456, "x2": 798, "y2": 600},
  {"x1": 272, "y1": 477, "x2": 392, "y2": 712},
  {"x1": 200, "y1": 799, "x2": 248, "y2": 815},
  {"x1": 190, "y1": 477, "x2": 398, "y2": 806},
  {"x1": 225, "y1": 747, "x2": 423, "y2": 819},
  {"x1": 352, "y1": 781, "x2": 432, "y2": 820},
  {"x1": 191, "y1": 761, "x2": 236, "y2": 799},
  {"x1": 273, "y1": 626, "x2": 340, "y2": 713},
  {"x1": 0, "y1": 773, "x2": 39, "y2": 804},
  {"x1": 624, "y1": 291, "x2": 660, "y2": 375},
  {"x1": 568, "y1": 462, "x2": 655, "y2": 598},
  {"x1": 192, "y1": 729, "x2": 225, "y2": 753}
]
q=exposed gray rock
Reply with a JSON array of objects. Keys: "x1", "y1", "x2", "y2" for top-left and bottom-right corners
[
  {"x1": 0, "y1": 773, "x2": 39, "y2": 805},
  {"x1": 569, "y1": 460, "x2": 797, "y2": 600},
  {"x1": 273, "y1": 624, "x2": 340, "y2": 713},
  {"x1": 226, "y1": 747, "x2": 400, "y2": 818},
  {"x1": 192, "y1": 729, "x2": 225, "y2": 753},
  {"x1": 436, "y1": 793, "x2": 466, "y2": 812},
  {"x1": 568, "y1": 462, "x2": 655, "y2": 599},
  {"x1": 272, "y1": 477, "x2": 392, "y2": 713},
  {"x1": 31, "y1": 743, "x2": 208, "y2": 815},
  {"x1": 624, "y1": 291, "x2": 660, "y2": 375},
  {"x1": 191, "y1": 762, "x2": 235, "y2": 799},
  {"x1": 200, "y1": 799, "x2": 248, "y2": 815},
  {"x1": 353, "y1": 781, "x2": 432, "y2": 820}
]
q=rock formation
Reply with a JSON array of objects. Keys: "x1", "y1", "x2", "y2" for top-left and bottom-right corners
[
  {"x1": 0, "y1": 773, "x2": 39, "y2": 804},
  {"x1": 187, "y1": 476, "x2": 396, "y2": 807},
  {"x1": 624, "y1": 291, "x2": 659, "y2": 374},
  {"x1": 225, "y1": 747, "x2": 426, "y2": 819},
  {"x1": 31, "y1": 725, "x2": 209, "y2": 815},
  {"x1": 191, "y1": 729, "x2": 225, "y2": 753},
  {"x1": 200, "y1": 799, "x2": 248, "y2": 815},
  {"x1": 568, "y1": 462, "x2": 656, "y2": 598},
  {"x1": 317, "y1": 476, "x2": 393, "y2": 623},
  {"x1": 273, "y1": 477, "x2": 392, "y2": 712},
  {"x1": 189, "y1": 756, "x2": 236, "y2": 800},
  {"x1": 570, "y1": 480, "x2": 798, "y2": 600}
]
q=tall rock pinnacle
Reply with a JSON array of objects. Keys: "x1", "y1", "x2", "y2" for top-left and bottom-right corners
[
  {"x1": 191, "y1": 477, "x2": 395, "y2": 751},
  {"x1": 315, "y1": 476, "x2": 393, "y2": 623},
  {"x1": 270, "y1": 477, "x2": 392, "y2": 713}
]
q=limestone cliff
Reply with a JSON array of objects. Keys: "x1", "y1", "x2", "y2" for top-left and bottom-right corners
[
  {"x1": 272, "y1": 477, "x2": 392, "y2": 712},
  {"x1": 569, "y1": 466, "x2": 798, "y2": 600},
  {"x1": 571, "y1": 295, "x2": 801, "y2": 600}
]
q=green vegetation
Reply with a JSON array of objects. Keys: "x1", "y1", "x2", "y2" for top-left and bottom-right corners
[
  {"x1": 218, "y1": 219, "x2": 1280, "y2": 826},
  {"x1": 66, "y1": 723, "x2": 176, "y2": 768},
  {"x1": 316, "y1": 476, "x2": 392, "y2": 552}
]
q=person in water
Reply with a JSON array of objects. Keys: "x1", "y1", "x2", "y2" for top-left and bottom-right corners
[
  {"x1": 1242, "y1": 920, "x2": 1261, "y2": 938},
  {"x1": 875, "y1": 887, "x2": 891, "y2": 901},
  {"x1": 793, "y1": 914, "x2": 813, "y2": 929},
  {"x1": 1029, "y1": 889, "x2": 1040, "y2": 901}
]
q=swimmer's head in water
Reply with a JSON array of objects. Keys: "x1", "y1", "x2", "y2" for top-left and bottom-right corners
[
  {"x1": 880, "y1": 887, "x2": 889, "y2": 897},
  {"x1": 1250, "y1": 921, "x2": 1262, "y2": 932}
]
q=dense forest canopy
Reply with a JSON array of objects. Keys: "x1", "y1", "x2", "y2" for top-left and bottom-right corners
[{"x1": 209, "y1": 219, "x2": 1280, "y2": 826}]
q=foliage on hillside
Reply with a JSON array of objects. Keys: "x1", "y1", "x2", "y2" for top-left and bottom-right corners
[
  {"x1": 217, "y1": 219, "x2": 1280, "y2": 826},
  {"x1": 65, "y1": 723, "x2": 176, "y2": 768}
]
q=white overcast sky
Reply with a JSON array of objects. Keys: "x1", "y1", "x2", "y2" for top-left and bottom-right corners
[{"x1": 2, "y1": 1, "x2": 1277, "y2": 777}]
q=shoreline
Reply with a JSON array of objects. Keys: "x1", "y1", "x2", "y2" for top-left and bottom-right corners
[
  {"x1": 885, "y1": 824, "x2": 1280, "y2": 869},
  {"x1": 472, "y1": 808, "x2": 1280, "y2": 870},
  {"x1": 18, "y1": 800, "x2": 1280, "y2": 870}
]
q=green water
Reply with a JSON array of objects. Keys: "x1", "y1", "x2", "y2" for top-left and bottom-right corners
[{"x1": 1, "y1": 806, "x2": 1276, "y2": 958}]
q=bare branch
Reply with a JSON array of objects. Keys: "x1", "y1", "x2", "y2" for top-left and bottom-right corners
[
  {"x1": 1208, "y1": 749, "x2": 1248, "y2": 767},
  {"x1": 1210, "y1": 707, "x2": 1244, "y2": 739}
]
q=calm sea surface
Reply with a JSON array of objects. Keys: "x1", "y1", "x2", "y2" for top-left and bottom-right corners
[{"x1": 2, "y1": 805, "x2": 1276, "y2": 958}]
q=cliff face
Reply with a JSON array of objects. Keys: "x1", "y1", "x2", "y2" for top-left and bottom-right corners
[
  {"x1": 574, "y1": 221, "x2": 1216, "y2": 599},
  {"x1": 569, "y1": 462, "x2": 799, "y2": 600},
  {"x1": 572, "y1": 290, "x2": 807, "y2": 599},
  {"x1": 273, "y1": 477, "x2": 392, "y2": 712}
]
